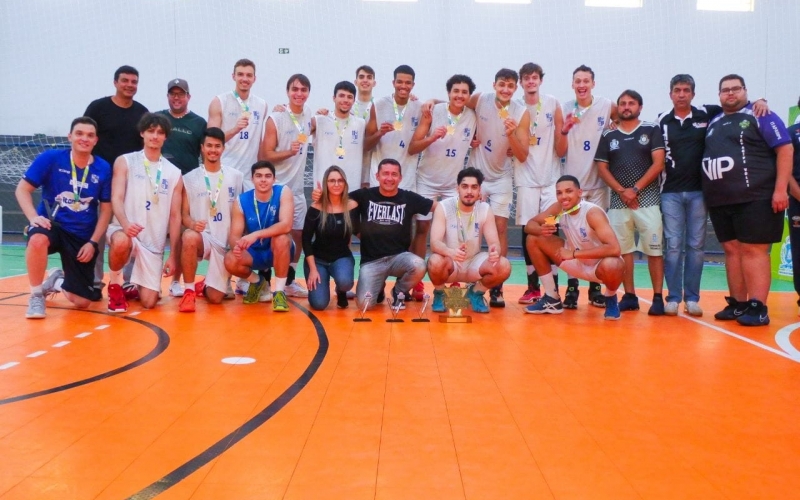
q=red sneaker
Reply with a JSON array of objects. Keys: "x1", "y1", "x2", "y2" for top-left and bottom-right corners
[
  {"x1": 195, "y1": 279, "x2": 206, "y2": 298},
  {"x1": 518, "y1": 287, "x2": 542, "y2": 304},
  {"x1": 108, "y1": 284, "x2": 128, "y2": 313},
  {"x1": 179, "y1": 289, "x2": 196, "y2": 312},
  {"x1": 450, "y1": 282, "x2": 461, "y2": 288},
  {"x1": 412, "y1": 281, "x2": 425, "y2": 301},
  {"x1": 122, "y1": 282, "x2": 139, "y2": 301}
]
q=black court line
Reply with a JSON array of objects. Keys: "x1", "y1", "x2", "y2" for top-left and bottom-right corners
[
  {"x1": 0, "y1": 307, "x2": 170, "y2": 405},
  {"x1": 0, "y1": 292, "x2": 28, "y2": 302},
  {"x1": 128, "y1": 299, "x2": 329, "y2": 500}
]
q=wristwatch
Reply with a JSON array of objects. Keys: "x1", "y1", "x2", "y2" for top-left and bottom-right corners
[{"x1": 631, "y1": 186, "x2": 640, "y2": 194}]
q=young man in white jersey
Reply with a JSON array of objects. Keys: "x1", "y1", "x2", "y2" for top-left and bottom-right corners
[
  {"x1": 514, "y1": 63, "x2": 568, "y2": 305},
  {"x1": 178, "y1": 127, "x2": 244, "y2": 312},
  {"x1": 106, "y1": 114, "x2": 184, "y2": 312},
  {"x1": 560, "y1": 65, "x2": 617, "y2": 310},
  {"x1": 524, "y1": 175, "x2": 624, "y2": 320},
  {"x1": 353, "y1": 66, "x2": 377, "y2": 187},
  {"x1": 427, "y1": 167, "x2": 511, "y2": 314},
  {"x1": 464, "y1": 68, "x2": 531, "y2": 307},
  {"x1": 208, "y1": 58, "x2": 267, "y2": 190},
  {"x1": 311, "y1": 81, "x2": 366, "y2": 188}
]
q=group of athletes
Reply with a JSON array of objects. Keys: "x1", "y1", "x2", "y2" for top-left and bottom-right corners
[{"x1": 16, "y1": 58, "x2": 800, "y2": 326}]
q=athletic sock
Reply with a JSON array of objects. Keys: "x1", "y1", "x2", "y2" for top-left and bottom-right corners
[
  {"x1": 540, "y1": 273, "x2": 558, "y2": 299},
  {"x1": 109, "y1": 269, "x2": 123, "y2": 286},
  {"x1": 247, "y1": 272, "x2": 260, "y2": 284},
  {"x1": 185, "y1": 281, "x2": 194, "y2": 291},
  {"x1": 604, "y1": 287, "x2": 618, "y2": 296},
  {"x1": 31, "y1": 285, "x2": 43, "y2": 295},
  {"x1": 275, "y1": 277, "x2": 287, "y2": 292}
]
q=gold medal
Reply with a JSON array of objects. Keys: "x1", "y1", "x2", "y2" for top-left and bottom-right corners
[
  {"x1": 446, "y1": 125, "x2": 455, "y2": 135},
  {"x1": 393, "y1": 121, "x2": 403, "y2": 131},
  {"x1": 335, "y1": 146, "x2": 346, "y2": 157},
  {"x1": 210, "y1": 205, "x2": 218, "y2": 217},
  {"x1": 498, "y1": 108, "x2": 509, "y2": 119},
  {"x1": 71, "y1": 201, "x2": 81, "y2": 211},
  {"x1": 152, "y1": 195, "x2": 159, "y2": 206},
  {"x1": 529, "y1": 134, "x2": 537, "y2": 146},
  {"x1": 242, "y1": 111, "x2": 251, "y2": 120},
  {"x1": 297, "y1": 133, "x2": 308, "y2": 144}
]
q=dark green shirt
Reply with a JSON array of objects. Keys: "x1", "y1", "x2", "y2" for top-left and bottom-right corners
[{"x1": 158, "y1": 110, "x2": 207, "y2": 174}]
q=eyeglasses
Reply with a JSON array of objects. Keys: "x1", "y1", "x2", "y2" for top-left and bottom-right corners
[
  {"x1": 327, "y1": 179, "x2": 345, "y2": 185},
  {"x1": 719, "y1": 86, "x2": 744, "y2": 95},
  {"x1": 168, "y1": 92, "x2": 188, "y2": 98}
]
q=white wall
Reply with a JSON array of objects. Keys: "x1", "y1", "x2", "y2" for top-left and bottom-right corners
[{"x1": 1, "y1": 0, "x2": 798, "y2": 136}]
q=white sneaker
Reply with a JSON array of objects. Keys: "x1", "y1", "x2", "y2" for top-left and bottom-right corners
[
  {"x1": 42, "y1": 268, "x2": 65, "y2": 299},
  {"x1": 664, "y1": 301, "x2": 679, "y2": 316},
  {"x1": 235, "y1": 278, "x2": 249, "y2": 295},
  {"x1": 685, "y1": 301, "x2": 703, "y2": 317},
  {"x1": 285, "y1": 281, "x2": 309, "y2": 298},
  {"x1": 259, "y1": 288, "x2": 273, "y2": 302},
  {"x1": 169, "y1": 281, "x2": 184, "y2": 297}
]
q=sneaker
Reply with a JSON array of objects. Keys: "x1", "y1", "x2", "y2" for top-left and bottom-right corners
[
  {"x1": 466, "y1": 285, "x2": 490, "y2": 313},
  {"x1": 685, "y1": 301, "x2": 703, "y2": 317},
  {"x1": 648, "y1": 295, "x2": 665, "y2": 316},
  {"x1": 432, "y1": 289, "x2": 446, "y2": 313},
  {"x1": 195, "y1": 279, "x2": 207, "y2": 298},
  {"x1": 122, "y1": 282, "x2": 139, "y2": 301},
  {"x1": 736, "y1": 300, "x2": 769, "y2": 326},
  {"x1": 664, "y1": 301, "x2": 679, "y2": 316},
  {"x1": 179, "y1": 289, "x2": 196, "y2": 312},
  {"x1": 168, "y1": 281, "x2": 184, "y2": 297},
  {"x1": 524, "y1": 294, "x2": 563, "y2": 315},
  {"x1": 390, "y1": 288, "x2": 407, "y2": 310},
  {"x1": 235, "y1": 278, "x2": 249, "y2": 295},
  {"x1": 346, "y1": 290, "x2": 356, "y2": 300},
  {"x1": 89, "y1": 286, "x2": 103, "y2": 302},
  {"x1": 243, "y1": 277, "x2": 267, "y2": 305},
  {"x1": 518, "y1": 287, "x2": 541, "y2": 304},
  {"x1": 285, "y1": 281, "x2": 309, "y2": 298},
  {"x1": 563, "y1": 279, "x2": 579, "y2": 309},
  {"x1": 107, "y1": 284, "x2": 128, "y2": 313},
  {"x1": 604, "y1": 294, "x2": 620, "y2": 320},
  {"x1": 588, "y1": 282, "x2": 605, "y2": 308},
  {"x1": 259, "y1": 288, "x2": 273, "y2": 303},
  {"x1": 26, "y1": 293, "x2": 46, "y2": 319},
  {"x1": 272, "y1": 290, "x2": 289, "y2": 312},
  {"x1": 336, "y1": 291, "x2": 348, "y2": 309},
  {"x1": 42, "y1": 268, "x2": 64, "y2": 299},
  {"x1": 714, "y1": 296, "x2": 748, "y2": 320},
  {"x1": 489, "y1": 285, "x2": 505, "y2": 308},
  {"x1": 411, "y1": 281, "x2": 425, "y2": 301},
  {"x1": 618, "y1": 293, "x2": 640, "y2": 312}
]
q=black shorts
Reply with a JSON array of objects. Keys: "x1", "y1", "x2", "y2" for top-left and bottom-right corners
[
  {"x1": 708, "y1": 199, "x2": 784, "y2": 244},
  {"x1": 27, "y1": 225, "x2": 98, "y2": 300}
]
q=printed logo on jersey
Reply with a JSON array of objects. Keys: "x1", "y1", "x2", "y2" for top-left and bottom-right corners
[
  {"x1": 546, "y1": 113, "x2": 553, "y2": 125},
  {"x1": 692, "y1": 122, "x2": 708, "y2": 128},
  {"x1": 55, "y1": 191, "x2": 93, "y2": 212},
  {"x1": 463, "y1": 127, "x2": 472, "y2": 139},
  {"x1": 366, "y1": 201, "x2": 406, "y2": 225},
  {"x1": 229, "y1": 187, "x2": 235, "y2": 199},
  {"x1": 411, "y1": 117, "x2": 419, "y2": 128},
  {"x1": 91, "y1": 174, "x2": 99, "y2": 184},
  {"x1": 161, "y1": 179, "x2": 169, "y2": 191},
  {"x1": 638, "y1": 134, "x2": 649, "y2": 145},
  {"x1": 597, "y1": 117, "x2": 606, "y2": 130},
  {"x1": 352, "y1": 130, "x2": 359, "y2": 143},
  {"x1": 252, "y1": 110, "x2": 260, "y2": 122},
  {"x1": 739, "y1": 120, "x2": 750, "y2": 130},
  {"x1": 610, "y1": 139, "x2": 620, "y2": 151},
  {"x1": 701, "y1": 156, "x2": 734, "y2": 180},
  {"x1": 579, "y1": 227, "x2": 588, "y2": 239}
]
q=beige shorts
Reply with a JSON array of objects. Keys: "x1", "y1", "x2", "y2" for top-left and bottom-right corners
[
  {"x1": 416, "y1": 186, "x2": 457, "y2": 221},
  {"x1": 292, "y1": 192, "x2": 307, "y2": 231},
  {"x1": 558, "y1": 258, "x2": 601, "y2": 283},
  {"x1": 515, "y1": 185, "x2": 557, "y2": 225},
  {"x1": 200, "y1": 232, "x2": 230, "y2": 293},
  {"x1": 481, "y1": 177, "x2": 513, "y2": 218},
  {"x1": 582, "y1": 187, "x2": 610, "y2": 211},
  {"x1": 446, "y1": 252, "x2": 489, "y2": 283},
  {"x1": 608, "y1": 205, "x2": 663, "y2": 256}
]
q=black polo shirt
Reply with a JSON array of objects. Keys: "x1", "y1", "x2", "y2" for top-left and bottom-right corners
[{"x1": 657, "y1": 104, "x2": 722, "y2": 193}]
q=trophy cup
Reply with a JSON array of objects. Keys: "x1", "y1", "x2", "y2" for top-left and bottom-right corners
[
  {"x1": 386, "y1": 292, "x2": 405, "y2": 323},
  {"x1": 439, "y1": 285, "x2": 472, "y2": 323},
  {"x1": 353, "y1": 291, "x2": 372, "y2": 322},
  {"x1": 412, "y1": 293, "x2": 431, "y2": 322}
]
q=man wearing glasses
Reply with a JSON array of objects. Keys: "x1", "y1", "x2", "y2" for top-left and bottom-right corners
[
  {"x1": 703, "y1": 74, "x2": 793, "y2": 326},
  {"x1": 159, "y1": 79, "x2": 207, "y2": 175}
]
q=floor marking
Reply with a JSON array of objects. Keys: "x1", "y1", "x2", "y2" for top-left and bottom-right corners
[
  {"x1": 0, "y1": 362, "x2": 20, "y2": 370},
  {"x1": 128, "y1": 312, "x2": 141, "y2": 316},
  {"x1": 27, "y1": 351, "x2": 47, "y2": 358},
  {"x1": 75, "y1": 332, "x2": 92, "y2": 338},
  {"x1": 221, "y1": 357, "x2": 256, "y2": 365},
  {"x1": 775, "y1": 322, "x2": 800, "y2": 360},
  {"x1": 52, "y1": 341, "x2": 70, "y2": 348},
  {"x1": 95, "y1": 324, "x2": 110, "y2": 330}
]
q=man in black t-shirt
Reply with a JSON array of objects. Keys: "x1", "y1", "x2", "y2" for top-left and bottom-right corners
[
  {"x1": 350, "y1": 159, "x2": 435, "y2": 309},
  {"x1": 158, "y1": 79, "x2": 207, "y2": 175},
  {"x1": 596, "y1": 90, "x2": 666, "y2": 316}
]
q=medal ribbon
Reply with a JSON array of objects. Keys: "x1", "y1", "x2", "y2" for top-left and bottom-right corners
[
  {"x1": 233, "y1": 91, "x2": 249, "y2": 112},
  {"x1": 392, "y1": 96, "x2": 406, "y2": 124},
  {"x1": 335, "y1": 116, "x2": 350, "y2": 150},
  {"x1": 143, "y1": 155, "x2": 163, "y2": 202},
  {"x1": 253, "y1": 191, "x2": 272, "y2": 244},
  {"x1": 287, "y1": 109, "x2": 305, "y2": 134},
  {"x1": 530, "y1": 100, "x2": 542, "y2": 137},
  {"x1": 203, "y1": 166, "x2": 224, "y2": 214},
  {"x1": 69, "y1": 152, "x2": 90, "y2": 204},
  {"x1": 555, "y1": 202, "x2": 582, "y2": 222},
  {"x1": 447, "y1": 108, "x2": 463, "y2": 129},
  {"x1": 573, "y1": 98, "x2": 593, "y2": 121},
  {"x1": 353, "y1": 98, "x2": 373, "y2": 120},
  {"x1": 496, "y1": 97, "x2": 510, "y2": 118},
  {"x1": 456, "y1": 201, "x2": 476, "y2": 244}
]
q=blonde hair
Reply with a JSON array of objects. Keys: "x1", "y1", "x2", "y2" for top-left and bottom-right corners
[{"x1": 319, "y1": 165, "x2": 353, "y2": 237}]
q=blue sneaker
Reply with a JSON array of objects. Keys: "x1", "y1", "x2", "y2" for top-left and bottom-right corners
[
  {"x1": 432, "y1": 289, "x2": 446, "y2": 313},
  {"x1": 736, "y1": 300, "x2": 770, "y2": 326},
  {"x1": 604, "y1": 294, "x2": 620, "y2": 320},
  {"x1": 524, "y1": 294, "x2": 564, "y2": 314},
  {"x1": 619, "y1": 293, "x2": 640, "y2": 311},
  {"x1": 466, "y1": 285, "x2": 489, "y2": 313}
]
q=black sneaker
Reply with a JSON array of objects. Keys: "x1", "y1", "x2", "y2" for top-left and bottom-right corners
[
  {"x1": 736, "y1": 300, "x2": 769, "y2": 326},
  {"x1": 648, "y1": 295, "x2": 665, "y2": 316},
  {"x1": 714, "y1": 296, "x2": 749, "y2": 320},
  {"x1": 336, "y1": 291, "x2": 348, "y2": 309},
  {"x1": 376, "y1": 289, "x2": 386, "y2": 304},
  {"x1": 588, "y1": 282, "x2": 605, "y2": 308},
  {"x1": 619, "y1": 293, "x2": 640, "y2": 311},
  {"x1": 563, "y1": 279, "x2": 579, "y2": 309},
  {"x1": 489, "y1": 285, "x2": 505, "y2": 308}
]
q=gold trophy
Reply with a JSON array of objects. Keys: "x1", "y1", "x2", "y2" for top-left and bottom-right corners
[{"x1": 439, "y1": 285, "x2": 472, "y2": 323}]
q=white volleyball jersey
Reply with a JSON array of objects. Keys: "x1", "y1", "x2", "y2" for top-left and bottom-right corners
[
  {"x1": 371, "y1": 95, "x2": 422, "y2": 190},
  {"x1": 417, "y1": 103, "x2": 477, "y2": 191},
  {"x1": 312, "y1": 114, "x2": 366, "y2": 188},
  {"x1": 352, "y1": 98, "x2": 374, "y2": 180},
  {"x1": 469, "y1": 92, "x2": 526, "y2": 183},
  {"x1": 441, "y1": 197, "x2": 490, "y2": 260},
  {"x1": 215, "y1": 91, "x2": 267, "y2": 186},
  {"x1": 116, "y1": 151, "x2": 182, "y2": 254},
  {"x1": 514, "y1": 94, "x2": 561, "y2": 188},
  {"x1": 183, "y1": 165, "x2": 244, "y2": 249},
  {"x1": 560, "y1": 201, "x2": 607, "y2": 267},
  {"x1": 561, "y1": 96, "x2": 613, "y2": 191},
  {"x1": 268, "y1": 106, "x2": 313, "y2": 193}
]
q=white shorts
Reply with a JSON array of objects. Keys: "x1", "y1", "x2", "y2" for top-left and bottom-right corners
[
  {"x1": 416, "y1": 185, "x2": 457, "y2": 221},
  {"x1": 608, "y1": 205, "x2": 663, "y2": 256},
  {"x1": 107, "y1": 225, "x2": 164, "y2": 293},
  {"x1": 447, "y1": 252, "x2": 489, "y2": 283},
  {"x1": 558, "y1": 258, "x2": 601, "y2": 283},
  {"x1": 200, "y1": 232, "x2": 230, "y2": 293},
  {"x1": 481, "y1": 177, "x2": 513, "y2": 218},
  {"x1": 292, "y1": 192, "x2": 307, "y2": 231},
  {"x1": 582, "y1": 187, "x2": 610, "y2": 211},
  {"x1": 515, "y1": 185, "x2": 557, "y2": 225}
]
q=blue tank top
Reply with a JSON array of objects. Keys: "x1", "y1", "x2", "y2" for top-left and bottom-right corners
[{"x1": 240, "y1": 184, "x2": 284, "y2": 252}]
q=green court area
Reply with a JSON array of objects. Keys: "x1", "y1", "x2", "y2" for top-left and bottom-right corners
[{"x1": 1, "y1": 243, "x2": 794, "y2": 294}]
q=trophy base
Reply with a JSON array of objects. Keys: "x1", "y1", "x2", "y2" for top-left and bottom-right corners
[
  {"x1": 386, "y1": 319, "x2": 404, "y2": 323},
  {"x1": 353, "y1": 318, "x2": 372, "y2": 322},
  {"x1": 411, "y1": 318, "x2": 431, "y2": 322},
  {"x1": 439, "y1": 315, "x2": 472, "y2": 323}
]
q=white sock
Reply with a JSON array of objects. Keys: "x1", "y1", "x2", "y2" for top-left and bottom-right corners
[
  {"x1": 526, "y1": 265, "x2": 535, "y2": 275},
  {"x1": 551, "y1": 265, "x2": 559, "y2": 276},
  {"x1": 604, "y1": 287, "x2": 618, "y2": 297},
  {"x1": 185, "y1": 281, "x2": 194, "y2": 291},
  {"x1": 275, "y1": 277, "x2": 287, "y2": 292},
  {"x1": 109, "y1": 269, "x2": 123, "y2": 286},
  {"x1": 540, "y1": 273, "x2": 558, "y2": 298},
  {"x1": 247, "y1": 272, "x2": 260, "y2": 284},
  {"x1": 31, "y1": 285, "x2": 43, "y2": 295}
]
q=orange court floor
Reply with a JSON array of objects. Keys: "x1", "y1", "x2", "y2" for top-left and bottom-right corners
[{"x1": 1, "y1": 273, "x2": 800, "y2": 500}]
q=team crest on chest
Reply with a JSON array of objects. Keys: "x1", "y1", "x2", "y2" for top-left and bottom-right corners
[
  {"x1": 546, "y1": 112, "x2": 553, "y2": 125},
  {"x1": 638, "y1": 134, "x2": 649, "y2": 145},
  {"x1": 580, "y1": 227, "x2": 588, "y2": 239},
  {"x1": 610, "y1": 139, "x2": 620, "y2": 151},
  {"x1": 91, "y1": 174, "x2": 99, "y2": 184},
  {"x1": 739, "y1": 120, "x2": 750, "y2": 129},
  {"x1": 597, "y1": 117, "x2": 605, "y2": 129},
  {"x1": 229, "y1": 187, "x2": 235, "y2": 198}
]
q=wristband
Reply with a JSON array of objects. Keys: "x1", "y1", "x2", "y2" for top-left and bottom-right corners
[
  {"x1": 632, "y1": 186, "x2": 640, "y2": 194},
  {"x1": 89, "y1": 240, "x2": 99, "y2": 250}
]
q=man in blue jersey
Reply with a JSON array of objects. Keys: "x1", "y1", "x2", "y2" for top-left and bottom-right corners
[
  {"x1": 224, "y1": 161, "x2": 294, "y2": 312},
  {"x1": 15, "y1": 117, "x2": 113, "y2": 318},
  {"x1": 703, "y1": 74, "x2": 793, "y2": 326}
]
